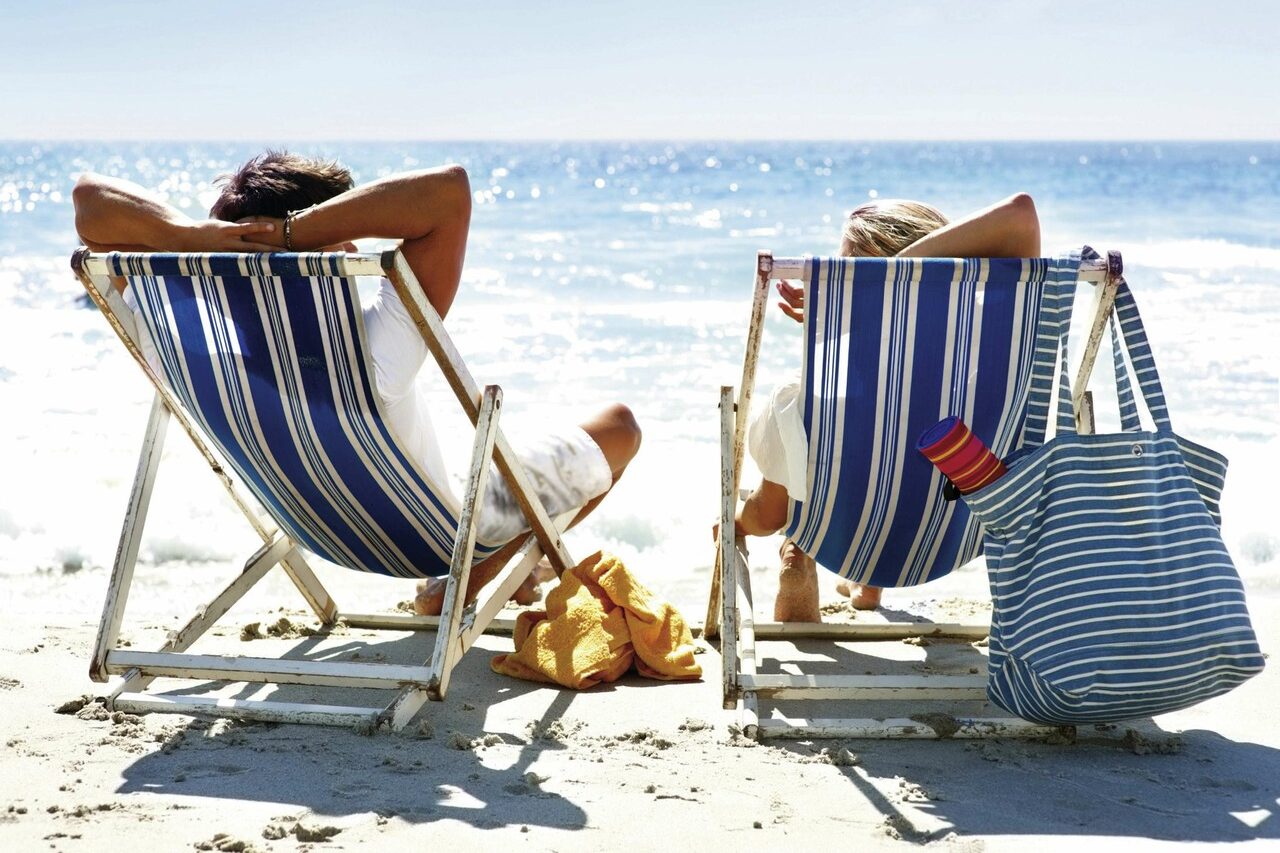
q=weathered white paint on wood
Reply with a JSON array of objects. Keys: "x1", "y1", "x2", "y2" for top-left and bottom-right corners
[
  {"x1": 752, "y1": 621, "x2": 990, "y2": 640},
  {"x1": 113, "y1": 693, "x2": 380, "y2": 728},
  {"x1": 718, "y1": 387, "x2": 739, "y2": 707},
  {"x1": 1073, "y1": 274, "x2": 1121, "y2": 434},
  {"x1": 427, "y1": 386, "x2": 502, "y2": 702},
  {"x1": 741, "y1": 673, "x2": 988, "y2": 701},
  {"x1": 106, "y1": 650, "x2": 432, "y2": 690},
  {"x1": 704, "y1": 253, "x2": 773, "y2": 638},
  {"x1": 90, "y1": 394, "x2": 169, "y2": 683},
  {"x1": 755, "y1": 716, "x2": 1065, "y2": 740}
]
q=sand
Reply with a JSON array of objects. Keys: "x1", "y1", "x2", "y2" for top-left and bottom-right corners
[{"x1": 1, "y1": 556, "x2": 1277, "y2": 852}]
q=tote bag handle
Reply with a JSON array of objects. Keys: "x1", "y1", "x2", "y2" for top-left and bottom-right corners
[
  {"x1": 1107, "y1": 278, "x2": 1175, "y2": 432},
  {"x1": 1036, "y1": 248, "x2": 1175, "y2": 442}
]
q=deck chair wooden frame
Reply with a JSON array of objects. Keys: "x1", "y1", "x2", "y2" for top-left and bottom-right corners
[
  {"x1": 707, "y1": 250, "x2": 1123, "y2": 739},
  {"x1": 73, "y1": 247, "x2": 579, "y2": 731}
]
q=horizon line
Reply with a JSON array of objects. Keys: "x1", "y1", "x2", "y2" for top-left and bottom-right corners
[{"x1": 4, "y1": 137, "x2": 1279, "y2": 145}]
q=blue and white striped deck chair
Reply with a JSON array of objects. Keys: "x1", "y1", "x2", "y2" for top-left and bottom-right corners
[
  {"x1": 711, "y1": 249, "x2": 1118, "y2": 739},
  {"x1": 73, "y1": 248, "x2": 578, "y2": 731}
]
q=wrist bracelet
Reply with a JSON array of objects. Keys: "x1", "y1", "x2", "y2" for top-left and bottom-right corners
[{"x1": 283, "y1": 211, "x2": 296, "y2": 251}]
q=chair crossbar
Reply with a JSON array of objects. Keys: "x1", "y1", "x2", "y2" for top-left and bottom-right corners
[
  {"x1": 338, "y1": 611, "x2": 519, "y2": 634},
  {"x1": 741, "y1": 674, "x2": 988, "y2": 701},
  {"x1": 106, "y1": 651, "x2": 432, "y2": 690},
  {"x1": 754, "y1": 716, "x2": 1063, "y2": 740},
  {"x1": 113, "y1": 693, "x2": 381, "y2": 728},
  {"x1": 751, "y1": 622, "x2": 989, "y2": 640}
]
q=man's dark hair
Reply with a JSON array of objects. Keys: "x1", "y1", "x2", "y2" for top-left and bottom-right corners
[{"x1": 209, "y1": 150, "x2": 354, "y2": 221}]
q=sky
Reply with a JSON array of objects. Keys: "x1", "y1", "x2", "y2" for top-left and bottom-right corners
[{"x1": 3, "y1": 0, "x2": 1278, "y2": 141}]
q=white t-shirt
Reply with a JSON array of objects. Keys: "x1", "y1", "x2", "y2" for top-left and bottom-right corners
[{"x1": 747, "y1": 378, "x2": 809, "y2": 502}]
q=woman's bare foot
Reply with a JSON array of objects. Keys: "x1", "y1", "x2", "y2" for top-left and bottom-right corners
[
  {"x1": 774, "y1": 539, "x2": 821, "y2": 623},
  {"x1": 412, "y1": 556, "x2": 559, "y2": 616},
  {"x1": 835, "y1": 579, "x2": 884, "y2": 610}
]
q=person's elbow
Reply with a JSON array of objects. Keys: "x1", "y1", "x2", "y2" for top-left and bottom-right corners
[
  {"x1": 1003, "y1": 192, "x2": 1040, "y2": 256},
  {"x1": 72, "y1": 173, "x2": 108, "y2": 241},
  {"x1": 428, "y1": 164, "x2": 472, "y2": 220}
]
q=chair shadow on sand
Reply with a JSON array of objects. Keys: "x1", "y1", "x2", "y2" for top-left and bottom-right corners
[
  {"x1": 754, "y1": 627, "x2": 1280, "y2": 843},
  {"x1": 112, "y1": 611, "x2": 1279, "y2": 842},
  {"x1": 114, "y1": 628, "x2": 591, "y2": 832}
]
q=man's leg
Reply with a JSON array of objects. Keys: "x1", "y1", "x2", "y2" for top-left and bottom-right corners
[
  {"x1": 414, "y1": 403, "x2": 641, "y2": 615},
  {"x1": 564, "y1": 402, "x2": 642, "y2": 523}
]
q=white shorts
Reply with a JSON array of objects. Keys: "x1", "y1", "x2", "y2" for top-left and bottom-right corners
[
  {"x1": 474, "y1": 423, "x2": 614, "y2": 544},
  {"x1": 747, "y1": 378, "x2": 809, "y2": 502},
  {"x1": 363, "y1": 279, "x2": 612, "y2": 544}
]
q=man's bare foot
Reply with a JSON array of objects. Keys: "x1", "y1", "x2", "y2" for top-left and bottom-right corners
[
  {"x1": 412, "y1": 557, "x2": 556, "y2": 616},
  {"x1": 835, "y1": 579, "x2": 884, "y2": 610},
  {"x1": 774, "y1": 539, "x2": 821, "y2": 623}
]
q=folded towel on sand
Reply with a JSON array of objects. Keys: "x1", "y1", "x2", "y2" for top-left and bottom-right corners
[{"x1": 491, "y1": 551, "x2": 702, "y2": 689}]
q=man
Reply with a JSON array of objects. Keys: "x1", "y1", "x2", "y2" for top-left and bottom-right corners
[{"x1": 74, "y1": 151, "x2": 641, "y2": 613}]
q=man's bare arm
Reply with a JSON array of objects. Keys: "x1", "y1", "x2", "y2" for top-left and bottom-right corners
[
  {"x1": 269, "y1": 165, "x2": 473, "y2": 319},
  {"x1": 73, "y1": 173, "x2": 278, "y2": 253}
]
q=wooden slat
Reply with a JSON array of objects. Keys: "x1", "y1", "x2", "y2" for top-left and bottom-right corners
[
  {"x1": 718, "y1": 387, "x2": 739, "y2": 707},
  {"x1": 78, "y1": 251, "x2": 387, "y2": 279},
  {"x1": 105, "y1": 651, "x2": 431, "y2": 690},
  {"x1": 741, "y1": 673, "x2": 988, "y2": 701},
  {"x1": 752, "y1": 621, "x2": 989, "y2": 640},
  {"x1": 1073, "y1": 274, "x2": 1120, "y2": 434},
  {"x1": 754, "y1": 716, "x2": 1063, "y2": 740},
  {"x1": 112, "y1": 693, "x2": 379, "y2": 729},
  {"x1": 339, "y1": 611, "x2": 518, "y2": 634},
  {"x1": 90, "y1": 394, "x2": 169, "y2": 682},
  {"x1": 426, "y1": 386, "x2": 501, "y2": 703},
  {"x1": 734, "y1": 536, "x2": 760, "y2": 735},
  {"x1": 705, "y1": 254, "x2": 772, "y2": 638}
]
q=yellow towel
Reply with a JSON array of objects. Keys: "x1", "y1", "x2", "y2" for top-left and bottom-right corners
[{"x1": 491, "y1": 551, "x2": 702, "y2": 689}]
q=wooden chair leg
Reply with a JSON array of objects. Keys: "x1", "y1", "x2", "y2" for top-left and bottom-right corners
[
  {"x1": 91, "y1": 394, "x2": 169, "y2": 683},
  {"x1": 718, "y1": 386, "x2": 740, "y2": 709},
  {"x1": 380, "y1": 386, "x2": 502, "y2": 731},
  {"x1": 428, "y1": 385, "x2": 502, "y2": 701}
]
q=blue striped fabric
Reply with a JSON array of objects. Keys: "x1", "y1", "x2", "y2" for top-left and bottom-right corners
[
  {"x1": 111, "y1": 251, "x2": 502, "y2": 579},
  {"x1": 963, "y1": 264, "x2": 1263, "y2": 724},
  {"x1": 784, "y1": 255, "x2": 1074, "y2": 587}
]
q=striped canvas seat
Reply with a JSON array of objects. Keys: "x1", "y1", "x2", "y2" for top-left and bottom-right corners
[
  {"x1": 785, "y1": 255, "x2": 1079, "y2": 587},
  {"x1": 115, "y1": 251, "x2": 501, "y2": 579}
]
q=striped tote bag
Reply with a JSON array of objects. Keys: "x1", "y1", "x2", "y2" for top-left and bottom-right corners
[{"x1": 962, "y1": 267, "x2": 1264, "y2": 725}]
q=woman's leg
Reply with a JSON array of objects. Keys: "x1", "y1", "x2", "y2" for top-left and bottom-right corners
[{"x1": 774, "y1": 538, "x2": 821, "y2": 623}]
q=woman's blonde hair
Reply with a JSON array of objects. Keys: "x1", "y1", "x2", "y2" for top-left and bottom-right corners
[{"x1": 841, "y1": 199, "x2": 948, "y2": 257}]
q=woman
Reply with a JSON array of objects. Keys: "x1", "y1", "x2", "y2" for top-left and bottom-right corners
[{"x1": 737, "y1": 193, "x2": 1041, "y2": 622}]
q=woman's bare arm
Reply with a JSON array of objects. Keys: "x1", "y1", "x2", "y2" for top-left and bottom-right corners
[
  {"x1": 774, "y1": 193, "x2": 1041, "y2": 323},
  {"x1": 898, "y1": 192, "x2": 1040, "y2": 259}
]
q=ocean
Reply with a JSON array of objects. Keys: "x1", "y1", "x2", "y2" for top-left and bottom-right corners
[{"x1": 1, "y1": 141, "x2": 1276, "y2": 608}]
